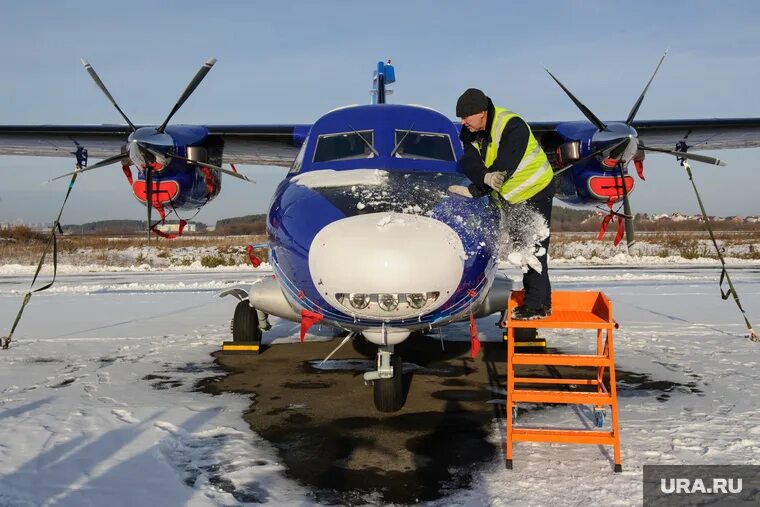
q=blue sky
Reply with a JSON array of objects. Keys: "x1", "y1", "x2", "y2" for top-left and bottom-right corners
[{"x1": 2, "y1": 0, "x2": 759, "y2": 224}]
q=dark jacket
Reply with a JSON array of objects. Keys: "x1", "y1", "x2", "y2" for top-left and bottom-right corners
[{"x1": 459, "y1": 98, "x2": 530, "y2": 198}]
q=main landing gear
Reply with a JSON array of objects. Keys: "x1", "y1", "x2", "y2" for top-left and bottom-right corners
[
  {"x1": 364, "y1": 345, "x2": 405, "y2": 412},
  {"x1": 224, "y1": 300, "x2": 270, "y2": 353}
]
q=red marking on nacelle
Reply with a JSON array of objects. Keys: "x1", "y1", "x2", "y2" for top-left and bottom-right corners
[
  {"x1": 133, "y1": 180, "x2": 179, "y2": 205},
  {"x1": 587, "y1": 175, "x2": 634, "y2": 200},
  {"x1": 139, "y1": 162, "x2": 165, "y2": 171},
  {"x1": 602, "y1": 158, "x2": 618, "y2": 168}
]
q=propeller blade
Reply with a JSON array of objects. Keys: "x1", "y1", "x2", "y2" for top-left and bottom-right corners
[
  {"x1": 617, "y1": 164, "x2": 635, "y2": 250},
  {"x1": 553, "y1": 138, "x2": 630, "y2": 177},
  {"x1": 167, "y1": 153, "x2": 255, "y2": 183},
  {"x1": 81, "y1": 59, "x2": 136, "y2": 131},
  {"x1": 545, "y1": 69, "x2": 607, "y2": 131},
  {"x1": 641, "y1": 145, "x2": 726, "y2": 166},
  {"x1": 625, "y1": 51, "x2": 668, "y2": 125},
  {"x1": 158, "y1": 58, "x2": 217, "y2": 133},
  {"x1": 45, "y1": 152, "x2": 128, "y2": 183},
  {"x1": 146, "y1": 165, "x2": 153, "y2": 245}
]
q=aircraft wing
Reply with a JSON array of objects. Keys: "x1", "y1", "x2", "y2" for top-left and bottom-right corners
[
  {"x1": 529, "y1": 118, "x2": 760, "y2": 151},
  {"x1": 2, "y1": 118, "x2": 760, "y2": 169},
  {"x1": 0, "y1": 124, "x2": 308, "y2": 168},
  {"x1": 206, "y1": 125, "x2": 308, "y2": 167}
]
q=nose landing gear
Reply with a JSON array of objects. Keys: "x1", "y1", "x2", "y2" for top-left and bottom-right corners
[{"x1": 364, "y1": 346, "x2": 405, "y2": 412}]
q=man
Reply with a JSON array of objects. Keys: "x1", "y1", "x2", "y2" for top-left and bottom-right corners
[{"x1": 450, "y1": 88, "x2": 554, "y2": 320}]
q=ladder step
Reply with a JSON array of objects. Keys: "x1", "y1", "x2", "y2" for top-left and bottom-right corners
[
  {"x1": 512, "y1": 390, "x2": 613, "y2": 405},
  {"x1": 512, "y1": 353, "x2": 609, "y2": 367},
  {"x1": 512, "y1": 428, "x2": 616, "y2": 445},
  {"x1": 508, "y1": 310, "x2": 613, "y2": 329}
]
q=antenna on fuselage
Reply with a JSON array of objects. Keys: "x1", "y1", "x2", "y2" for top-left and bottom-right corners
[{"x1": 370, "y1": 60, "x2": 395, "y2": 104}]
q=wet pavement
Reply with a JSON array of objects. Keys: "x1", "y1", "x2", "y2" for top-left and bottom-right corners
[{"x1": 196, "y1": 333, "x2": 698, "y2": 505}]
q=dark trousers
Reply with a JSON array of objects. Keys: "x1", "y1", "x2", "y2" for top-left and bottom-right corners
[{"x1": 521, "y1": 183, "x2": 553, "y2": 309}]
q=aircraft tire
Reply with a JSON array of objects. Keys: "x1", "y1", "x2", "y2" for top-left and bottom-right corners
[
  {"x1": 232, "y1": 300, "x2": 262, "y2": 343},
  {"x1": 373, "y1": 354, "x2": 404, "y2": 412}
]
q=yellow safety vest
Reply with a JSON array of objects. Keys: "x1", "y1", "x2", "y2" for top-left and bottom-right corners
[{"x1": 472, "y1": 106, "x2": 553, "y2": 204}]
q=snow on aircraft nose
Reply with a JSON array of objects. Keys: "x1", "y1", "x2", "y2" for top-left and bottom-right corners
[{"x1": 309, "y1": 212, "x2": 466, "y2": 320}]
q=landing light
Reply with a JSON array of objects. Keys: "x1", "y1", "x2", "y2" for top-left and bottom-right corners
[
  {"x1": 407, "y1": 293, "x2": 426, "y2": 309},
  {"x1": 349, "y1": 293, "x2": 370, "y2": 310},
  {"x1": 335, "y1": 291, "x2": 441, "y2": 313},
  {"x1": 378, "y1": 294, "x2": 399, "y2": 312}
]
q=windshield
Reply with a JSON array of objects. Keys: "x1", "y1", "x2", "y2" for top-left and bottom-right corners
[
  {"x1": 313, "y1": 131, "x2": 374, "y2": 163},
  {"x1": 312, "y1": 171, "x2": 467, "y2": 217},
  {"x1": 393, "y1": 130, "x2": 454, "y2": 161}
]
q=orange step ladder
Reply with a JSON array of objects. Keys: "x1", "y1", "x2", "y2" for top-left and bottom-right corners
[{"x1": 504, "y1": 290, "x2": 622, "y2": 472}]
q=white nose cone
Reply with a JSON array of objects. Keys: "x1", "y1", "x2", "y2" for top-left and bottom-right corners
[{"x1": 309, "y1": 212, "x2": 466, "y2": 320}]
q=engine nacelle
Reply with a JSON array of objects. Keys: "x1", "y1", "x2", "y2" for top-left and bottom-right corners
[{"x1": 130, "y1": 134, "x2": 224, "y2": 211}]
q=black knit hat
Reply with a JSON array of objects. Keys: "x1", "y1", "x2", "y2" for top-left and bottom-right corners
[{"x1": 456, "y1": 88, "x2": 488, "y2": 117}]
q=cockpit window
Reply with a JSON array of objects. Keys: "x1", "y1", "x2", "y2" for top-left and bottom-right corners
[
  {"x1": 289, "y1": 137, "x2": 308, "y2": 175},
  {"x1": 313, "y1": 131, "x2": 374, "y2": 163},
  {"x1": 393, "y1": 130, "x2": 455, "y2": 161}
]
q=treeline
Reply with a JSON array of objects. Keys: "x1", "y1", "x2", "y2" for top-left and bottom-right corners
[
  {"x1": 60, "y1": 220, "x2": 209, "y2": 234},
  {"x1": 12, "y1": 208, "x2": 759, "y2": 238},
  {"x1": 212, "y1": 214, "x2": 267, "y2": 235}
]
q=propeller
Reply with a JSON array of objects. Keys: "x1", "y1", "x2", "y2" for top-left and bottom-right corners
[
  {"x1": 81, "y1": 59, "x2": 136, "y2": 132},
  {"x1": 639, "y1": 145, "x2": 725, "y2": 166},
  {"x1": 547, "y1": 51, "x2": 726, "y2": 251},
  {"x1": 44, "y1": 151, "x2": 129, "y2": 183},
  {"x1": 165, "y1": 153, "x2": 254, "y2": 183},
  {"x1": 545, "y1": 69, "x2": 607, "y2": 131},
  {"x1": 158, "y1": 58, "x2": 217, "y2": 133},
  {"x1": 617, "y1": 163, "x2": 635, "y2": 249},
  {"x1": 66, "y1": 57, "x2": 245, "y2": 240},
  {"x1": 146, "y1": 162, "x2": 153, "y2": 245},
  {"x1": 625, "y1": 51, "x2": 667, "y2": 125},
  {"x1": 553, "y1": 138, "x2": 631, "y2": 177}
]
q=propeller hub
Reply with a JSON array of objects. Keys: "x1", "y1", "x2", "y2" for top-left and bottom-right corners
[
  {"x1": 591, "y1": 123, "x2": 638, "y2": 168},
  {"x1": 128, "y1": 128, "x2": 173, "y2": 172}
]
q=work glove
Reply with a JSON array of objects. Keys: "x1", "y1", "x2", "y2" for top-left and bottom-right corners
[
  {"x1": 448, "y1": 185, "x2": 474, "y2": 198},
  {"x1": 484, "y1": 171, "x2": 506, "y2": 191}
]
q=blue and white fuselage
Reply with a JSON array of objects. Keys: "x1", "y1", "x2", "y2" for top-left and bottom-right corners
[{"x1": 266, "y1": 104, "x2": 500, "y2": 345}]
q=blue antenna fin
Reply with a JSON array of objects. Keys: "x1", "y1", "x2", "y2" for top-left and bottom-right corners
[{"x1": 371, "y1": 60, "x2": 395, "y2": 104}]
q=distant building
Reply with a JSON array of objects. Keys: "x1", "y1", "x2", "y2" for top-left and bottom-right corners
[{"x1": 155, "y1": 222, "x2": 197, "y2": 234}]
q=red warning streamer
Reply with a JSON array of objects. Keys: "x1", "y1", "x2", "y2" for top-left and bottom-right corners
[
  {"x1": 469, "y1": 312, "x2": 481, "y2": 359},
  {"x1": 246, "y1": 245, "x2": 262, "y2": 268},
  {"x1": 299, "y1": 309, "x2": 324, "y2": 343}
]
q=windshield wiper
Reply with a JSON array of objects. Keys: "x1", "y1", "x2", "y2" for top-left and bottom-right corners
[
  {"x1": 347, "y1": 124, "x2": 379, "y2": 157},
  {"x1": 390, "y1": 122, "x2": 416, "y2": 158}
]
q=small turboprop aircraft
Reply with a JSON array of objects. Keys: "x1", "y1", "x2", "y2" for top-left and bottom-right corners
[{"x1": 1, "y1": 59, "x2": 759, "y2": 411}]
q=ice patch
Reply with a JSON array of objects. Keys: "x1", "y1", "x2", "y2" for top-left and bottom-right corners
[{"x1": 291, "y1": 168, "x2": 389, "y2": 188}]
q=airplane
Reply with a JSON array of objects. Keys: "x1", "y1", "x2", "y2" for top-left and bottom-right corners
[{"x1": 1, "y1": 58, "x2": 759, "y2": 412}]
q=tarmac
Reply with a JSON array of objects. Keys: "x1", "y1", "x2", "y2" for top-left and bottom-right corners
[
  {"x1": 198, "y1": 332, "x2": 695, "y2": 505},
  {"x1": 200, "y1": 334, "x2": 506, "y2": 504}
]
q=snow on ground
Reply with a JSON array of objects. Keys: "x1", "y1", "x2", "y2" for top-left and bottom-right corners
[
  {"x1": 1, "y1": 265, "x2": 759, "y2": 506},
  {"x1": 0, "y1": 270, "x2": 315, "y2": 506}
]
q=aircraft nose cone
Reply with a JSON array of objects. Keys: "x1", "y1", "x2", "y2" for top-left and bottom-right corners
[{"x1": 309, "y1": 212, "x2": 466, "y2": 320}]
